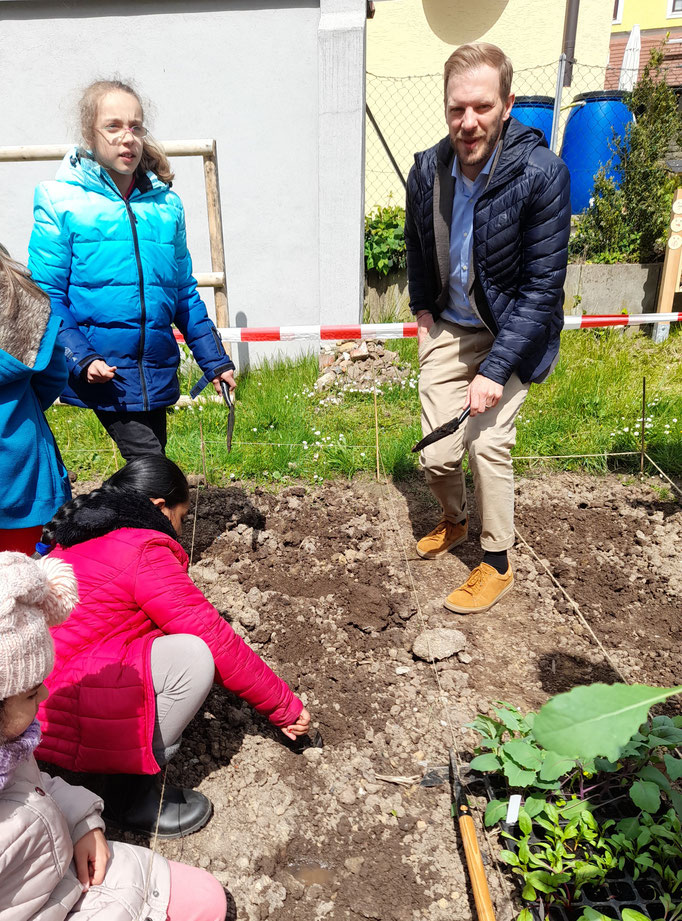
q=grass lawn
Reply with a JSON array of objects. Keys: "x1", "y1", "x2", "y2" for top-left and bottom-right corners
[{"x1": 47, "y1": 326, "x2": 682, "y2": 486}]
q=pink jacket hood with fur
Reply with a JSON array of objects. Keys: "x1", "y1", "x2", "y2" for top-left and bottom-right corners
[{"x1": 37, "y1": 488, "x2": 302, "y2": 774}]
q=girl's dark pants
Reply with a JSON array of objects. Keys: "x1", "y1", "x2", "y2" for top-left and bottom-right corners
[{"x1": 94, "y1": 408, "x2": 167, "y2": 461}]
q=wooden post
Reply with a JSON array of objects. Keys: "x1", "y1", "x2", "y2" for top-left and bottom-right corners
[
  {"x1": 640, "y1": 376, "x2": 646, "y2": 477},
  {"x1": 202, "y1": 144, "x2": 229, "y2": 329},
  {"x1": 653, "y1": 188, "x2": 682, "y2": 344}
]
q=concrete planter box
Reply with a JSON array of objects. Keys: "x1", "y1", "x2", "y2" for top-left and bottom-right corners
[
  {"x1": 564, "y1": 263, "x2": 662, "y2": 315},
  {"x1": 364, "y1": 263, "x2": 664, "y2": 320}
]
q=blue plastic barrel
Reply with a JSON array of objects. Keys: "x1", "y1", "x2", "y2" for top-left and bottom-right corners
[
  {"x1": 560, "y1": 90, "x2": 634, "y2": 214},
  {"x1": 511, "y1": 96, "x2": 554, "y2": 145}
]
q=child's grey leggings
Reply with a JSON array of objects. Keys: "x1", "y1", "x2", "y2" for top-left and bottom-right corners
[{"x1": 150, "y1": 634, "x2": 215, "y2": 766}]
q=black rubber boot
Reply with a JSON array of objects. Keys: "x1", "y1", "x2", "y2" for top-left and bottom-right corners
[{"x1": 103, "y1": 773, "x2": 213, "y2": 839}]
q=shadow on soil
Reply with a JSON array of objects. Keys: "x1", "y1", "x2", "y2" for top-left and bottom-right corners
[
  {"x1": 536, "y1": 652, "x2": 622, "y2": 695},
  {"x1": 181, "y1": 486, "x2": 266, "y2": 559}
]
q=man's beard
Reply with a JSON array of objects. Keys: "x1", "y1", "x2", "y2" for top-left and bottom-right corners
[{"x1": 452, "y1": 112, "x2": 505, "y2": 167}]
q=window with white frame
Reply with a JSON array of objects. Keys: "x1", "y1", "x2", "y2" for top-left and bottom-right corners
[
  {"x1": 613, "y1": 0, "x2": 624, "y2": 24},
  {"x1": 669, "y1": 0, "x2": 682, "y2": 17}
]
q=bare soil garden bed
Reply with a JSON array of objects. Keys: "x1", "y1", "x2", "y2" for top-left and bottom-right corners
[{"x1": 95, "y1": 471, "x2": 681, "y2": 921}]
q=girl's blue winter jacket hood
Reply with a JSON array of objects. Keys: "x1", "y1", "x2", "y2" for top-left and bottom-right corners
[
  {"x1": 0, "y1": 312, "x2": 71, "y2": 528},
  {"x1": 28, "y1": 149, "x2": 233, "y2": 412}
]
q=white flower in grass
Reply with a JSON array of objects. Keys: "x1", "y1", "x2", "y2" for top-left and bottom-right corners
[
  {"x1": 673, "y1": 418, "x2": 678, "y2": 423},
  {"x1": 623, "y1": 427, "x2": 629, "y2": 432},
  {"x1": 252, "y1": 427, "x2": 257, "y2": 432}
]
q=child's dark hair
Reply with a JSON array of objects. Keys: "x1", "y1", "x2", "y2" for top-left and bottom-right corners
[
  {"x1": 41, "y1": 456, "x2": 189, "y2": 548},
  {"x1": 107, "y1": 455, "x2": 189, "y2": 507},
  {"x1": 78, "y1": 79, "x2": 175, "y2": 185}
]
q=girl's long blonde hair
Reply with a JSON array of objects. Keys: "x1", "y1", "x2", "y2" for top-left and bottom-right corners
[
  {"x1": 0, "y1": 245, "x2": 50, "y2": 365},
  {"x1": 78, "y1": 79, "x2": 175, "y2": 185},
  {"x1": 0, "y1": 244, "x2": 47, "y2": 313}
]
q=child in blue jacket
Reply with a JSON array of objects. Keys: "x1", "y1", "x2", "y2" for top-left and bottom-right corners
[
  {"x1": 28, "y1": 79, "x2": 235, "y2": 461},
  {"x1": 0, "y1": 246, "x2": 71, "y2": 554}
]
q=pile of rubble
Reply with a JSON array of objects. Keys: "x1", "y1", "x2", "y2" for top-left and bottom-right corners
[{"x1": 315, "y1": 339, "x2": 413, "y2": 392}]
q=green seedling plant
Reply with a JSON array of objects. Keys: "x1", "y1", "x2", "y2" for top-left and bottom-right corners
[
  {"x1": 467, "y1": 702, "x2": 578, "y2": 813},
  {"x1": 469, "y1": 685, "x2": 682, "y2": 921},
  {"x1": 500, "y1": 799, "x2": 618, "y2": 916}
]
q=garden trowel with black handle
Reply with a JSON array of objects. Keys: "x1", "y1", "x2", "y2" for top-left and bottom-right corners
[{"x1": 219, "y1": 380, "x2": 235, "y2": 452}]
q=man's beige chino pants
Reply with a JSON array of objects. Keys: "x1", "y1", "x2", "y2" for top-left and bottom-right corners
[{"x1": 418, "y1": 318, "x2": 529, "y2": 552}]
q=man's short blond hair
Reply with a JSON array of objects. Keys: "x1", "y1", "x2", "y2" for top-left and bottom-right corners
[{"x1": 443, "y1": 43, "x2": 513, "y2": 103}]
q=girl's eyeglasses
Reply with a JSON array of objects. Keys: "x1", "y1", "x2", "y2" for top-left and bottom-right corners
[{"x1": 97, "y1": 125, "x2": 148, "y2": 143}]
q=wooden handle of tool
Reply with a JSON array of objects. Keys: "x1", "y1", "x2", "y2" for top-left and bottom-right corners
[{"x1": 459, "y1": 813, "x2": 496, "y2": 921}]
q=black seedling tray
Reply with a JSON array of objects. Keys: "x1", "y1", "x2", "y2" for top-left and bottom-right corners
[{"x1": 467, "y1": 771, "x2": 669, "y2": 921}]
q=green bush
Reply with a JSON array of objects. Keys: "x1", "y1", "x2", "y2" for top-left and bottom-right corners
[
  {"x1": 570, "y1": 44, "x2": 682, "y2": 264},
  {"x1": 364, "y1": 204, "x2": 406, "y2": 276}
]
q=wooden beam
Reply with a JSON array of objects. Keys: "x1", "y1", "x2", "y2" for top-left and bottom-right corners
[
  {"x1": 653, "y1": 187, "x2": 682, "y2": 342},
  {"x1": 0, "y1": 139, "x2": 216, "y2": 161}
]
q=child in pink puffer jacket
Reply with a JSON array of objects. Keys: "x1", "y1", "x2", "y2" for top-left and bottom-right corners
[
  {"x1": 37, "y1": 455, "x2": 312, "y2": 840},
  {"x1": 0, "y1": 551, "x2": 227, "y2": 921}
]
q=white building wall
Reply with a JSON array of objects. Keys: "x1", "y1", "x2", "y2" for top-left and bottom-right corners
[{"x1": 0, "y1": 0, "x2": 366, "y2": 366}]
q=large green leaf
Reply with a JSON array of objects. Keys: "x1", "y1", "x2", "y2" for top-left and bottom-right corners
[
  {"x1": 539, "y1": 750, "x2": 576, "y2": 781},
  {"x1": 664, "y1": 753, "x2": 682, "y2": 781},
  {"x1": 493, "y1": 703, "x2": 524, "y2": 733},
  {"x1": 621, "y1": 912, "x2": 651, "y2": 921},
  {"x1": 503, "y1": 740, "x2": 543, "y2": 769},
  {"x1": 533, "y1": 684, "x2": 682, "y2": 760},
  {"x1": 638, "y1": 764, "x2": 671, "y2": 794},
  {"x1": 524, "y1": 795, "x2": 546, "y2": 818},
  {"x1": 502, "y1": 757, "x2": 537, "y2": 788},
  {"x1": 630, "y1": 780, "x2": 661, "y2": 814},
  {"x1": 470, "y1": 753, "x2": 503, "y2": 772}
]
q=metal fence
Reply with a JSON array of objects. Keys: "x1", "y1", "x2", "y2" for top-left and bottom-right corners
[{"x1": 365, "y1": 56, "x2": 682, "y2": 213}]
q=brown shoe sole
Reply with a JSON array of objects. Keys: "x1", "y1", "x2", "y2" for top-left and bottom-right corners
[
  {"x1": 416, "y1": 530, "x2": 468, "y2": 560},
  {"x1": 443, "y1": 577, "x2": 515, "y2": 614}
]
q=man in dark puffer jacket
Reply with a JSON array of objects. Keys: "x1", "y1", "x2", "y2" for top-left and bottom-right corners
[{"x1": 407, "y1": 42, "x2": 570, "y2": 615}]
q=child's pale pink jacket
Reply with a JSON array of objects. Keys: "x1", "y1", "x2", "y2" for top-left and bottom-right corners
[{"x1": 0, "y1": 754, "x2": 170, "y2": 920}]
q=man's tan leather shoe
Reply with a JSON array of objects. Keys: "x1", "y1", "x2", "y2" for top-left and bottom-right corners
[
  {"x1": 416, "y1": 518, "x2": 468, "y2": 559},
  {"x1": 444, "y1": 562, "x2": 514, "y2": 614}
]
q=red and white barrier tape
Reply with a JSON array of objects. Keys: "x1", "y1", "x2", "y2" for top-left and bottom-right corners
[{"x1": 174, "y1": 313, "x2": 682, "y2": 344}]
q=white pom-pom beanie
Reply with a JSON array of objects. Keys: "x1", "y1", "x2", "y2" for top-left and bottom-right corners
[{"x1": 0, "y1": 552, "x2": 79, "y2": 698}]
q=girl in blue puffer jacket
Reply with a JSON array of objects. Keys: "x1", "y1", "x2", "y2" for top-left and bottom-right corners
[{"x1": 28, "y1": 79, "x2": 235, "y2": 462}]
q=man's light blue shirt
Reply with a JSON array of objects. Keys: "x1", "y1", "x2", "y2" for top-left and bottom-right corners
[{"x1": 442, "y1": 147, "x2": 498, "y2": 328}]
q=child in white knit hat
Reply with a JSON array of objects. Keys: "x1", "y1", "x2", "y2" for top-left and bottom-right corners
[{"x1": 0, "y1": 551, "x2": 228, "y2": 921}]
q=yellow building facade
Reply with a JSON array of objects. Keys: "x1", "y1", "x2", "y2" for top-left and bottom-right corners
[
  {"x1": 367, "y1": 0, "x2": 612, "y2": 77},
  {"x1": 612, "y1": 0, "x2": 682, "y2": 33}
]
